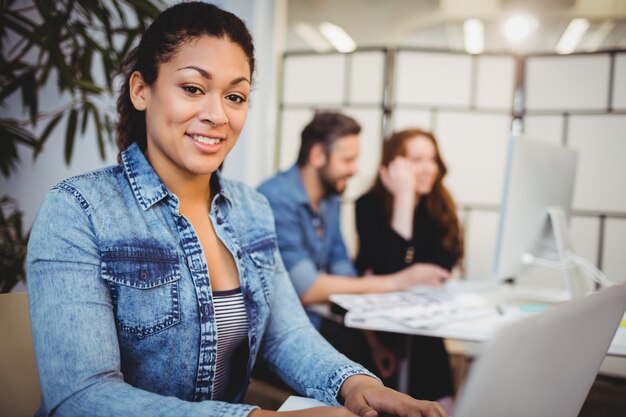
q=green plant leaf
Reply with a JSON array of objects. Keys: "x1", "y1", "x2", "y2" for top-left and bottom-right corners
[
  {"x1": 81, "y1": 103, "x2": 91, "y2": 134},
  {"x1": 3, "y1": 7, "x2": 38, "y2": 32},
  {"x1": 111, "y1": 0, "x2": 127, "y2": 26},
  {"x1": 125, "y1": 0, "x2": 161, "y2": 19},
  {"x1": 64, "y1": 109, "x2": 78, "y2": 164},
  {"x1": 48, "y1": 41, "x2": 74, "y2": 90},
  {"x1": 0, "y1": 71, "x2": 24, "y2": 102},
  {"x1": 0, "y1": 120, "x2": 37, "y2": 178},
  {"x1": 0, "y1": 66, "x2": 35, "y2": 103},
  {"x1": 3, "y1": 12, "x2": 35, "y2": 38},
  {"x1": 104, "y1": 114, "x2": 115, "y2": 145},
  {"x1": 43, "y1": 53, "x2": 56, "y2": 80},
  {"x1": 101, "y1": 51, "x2": 114, "y2": 88},
  {"x1": 19, "y1": 70, "x2": 38, "y2": 124},
  {"x1": 92, "y1": 107, "x2": 106, "y2": 160},
  {"x1": 118, "y1": 28, "x2": 139, "y2": 60},
  {"x1": 1, "y1": 120, "x2": 37, "y2": 146},
  {"x1": 75, "y1": 79, "x2": 103, "y2": 94},
  {"x1": 34, "y1": 113, "x2": 64, "y2": 158}
]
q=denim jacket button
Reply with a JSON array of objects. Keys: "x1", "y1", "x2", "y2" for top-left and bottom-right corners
[
  {"x1": 200, "y1": 304, "x2": 213, "y2": 318},
  {"x1": 216, "y1": 217, "x2": 224, "y2": 225},
  {"x1": 140, "y1": 271, "x2": 148, "y2": 280}
]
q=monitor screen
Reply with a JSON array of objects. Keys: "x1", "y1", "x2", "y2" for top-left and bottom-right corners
[{"x1": 492, "y1": 135, "x2": 578, "y2": 282}]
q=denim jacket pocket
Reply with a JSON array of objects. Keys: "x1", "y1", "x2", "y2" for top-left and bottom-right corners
[{"x1": 101, "y1": 247, "x2": 181, "y2": 339}]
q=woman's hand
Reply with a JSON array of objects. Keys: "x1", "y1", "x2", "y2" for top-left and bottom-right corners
[
  {"x1": 379, "y1": 157, "x2": 415, "y2": 198},
  {"x1": 340, "y1": 375, "x2": 448, "y2": 417},
  {"x1": 393, "y1": 263, "x2": 450, "y2": 290},
  {"x1": 380, "y1": 156, "x2": 419, "y2": 240}
]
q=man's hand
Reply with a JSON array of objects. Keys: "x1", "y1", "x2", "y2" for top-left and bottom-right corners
[{"x1": 340, "y1": 375, "x2": 448, "y2": 417}]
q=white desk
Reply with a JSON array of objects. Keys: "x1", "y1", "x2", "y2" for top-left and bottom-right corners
[
  {"x1": 319, "y1": 286, "x2": 626, "y2": 393},
  {"x1": 342, "y1": 303, "x2": 626, "y2": 357},
  {"x1": 322, "y1": 285, "x2": 626, "y2": 357}
]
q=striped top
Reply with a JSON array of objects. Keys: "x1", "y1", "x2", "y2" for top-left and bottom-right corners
[{"x1": 212, "y1": 287, "x2": 249, "y2": 400}]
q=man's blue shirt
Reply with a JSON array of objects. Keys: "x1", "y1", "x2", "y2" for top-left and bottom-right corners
[{"x1": 257, "y1": 165, "x2": 356, "y2": 327}]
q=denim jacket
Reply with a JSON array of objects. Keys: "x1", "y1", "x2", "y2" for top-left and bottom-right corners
[{"x1": 27, "y1": 143, "x2": 375, "y2": 417}]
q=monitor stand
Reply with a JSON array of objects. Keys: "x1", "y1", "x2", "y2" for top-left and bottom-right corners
[
  {"x1": 513, "y1": 206, "x2": 595, "y2": 302},
  {"x1": 546, "y1": 206, "x2": 594, "y2": 299}
]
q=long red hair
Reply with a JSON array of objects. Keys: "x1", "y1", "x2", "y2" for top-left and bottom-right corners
[{"x1": 369, "y1": 128, "x2": 464, "y2": 264}]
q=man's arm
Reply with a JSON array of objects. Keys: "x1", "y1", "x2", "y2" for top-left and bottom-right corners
[
  {"x1": 300, "y1": 273, "x2": 396, "y2": 305},
  {"x1": 299, "y1": 264, "x2": 450, "y2": 305}
]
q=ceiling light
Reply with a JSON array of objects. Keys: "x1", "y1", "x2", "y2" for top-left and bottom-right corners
[
  {"x1": 504, "y1": 15, "x2": 538, "y2": 42},
  {"x1": 464, "y1": 19, "x2": 484, "y2": 54},
  {"x1": 556, "y1": 18, "x2": 590, "y2": 54},
  {"x1": 293, "y1": 22, "x2": 333, "y2": 53},
  {"x1": 319, "y1": 22, "x2": 356, "y2": 53},
  {"x1": 585, "y1": 20, "x2": 615, "y2": 52}
]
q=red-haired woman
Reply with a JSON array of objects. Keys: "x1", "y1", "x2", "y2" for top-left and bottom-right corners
[{"x1": 355, "y1": 128, "x2": 464, "y2": 414}]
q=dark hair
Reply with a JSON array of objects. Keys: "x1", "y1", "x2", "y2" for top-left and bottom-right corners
[
  {"x1": 296, "y1": 111, "x2": 361, "y2": 166},
  {"x1": 370, "y1": 128, "x2": 464, "y2": 264},
  {"x1": 116, "y1": 2, "x2": 255, "y2": 160}
]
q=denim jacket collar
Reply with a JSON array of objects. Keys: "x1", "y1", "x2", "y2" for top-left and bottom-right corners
[{"x1": 121, "y1": 143, "x2": 232, "y2": 211}]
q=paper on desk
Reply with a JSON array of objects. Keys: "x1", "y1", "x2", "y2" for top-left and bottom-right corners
[
  {"x1": 277, "y1": 396, "x2": 326, "y2": 411},
  {"x1": 330, "y1": 291, "x2": 429, "y2": 313}
]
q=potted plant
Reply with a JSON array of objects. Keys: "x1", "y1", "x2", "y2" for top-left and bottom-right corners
[{"x1": 0, "y1": 0, "x2": 161, "y2": 292}]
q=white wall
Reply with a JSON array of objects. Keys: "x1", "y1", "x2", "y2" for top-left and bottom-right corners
[{"x1": 219, "y1": 0, "x2": 285, "y2": 187}]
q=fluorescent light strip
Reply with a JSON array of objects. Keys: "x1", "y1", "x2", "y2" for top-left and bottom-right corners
[
  {"x1": 464, "y1": 19, "x2": 484, "y2": 54},
  {"x1": 319, "y1": 22, "x2": 356, "y2": 53},
  {"x1": 585, "y1": 20, "x2": 615, "y2": 52},
  {"x1": 556, "y1": 18, "x2": 590, "y2": 54},
  {"x1": 293, "y1": 22, "x2": 333, "y2": 53}
]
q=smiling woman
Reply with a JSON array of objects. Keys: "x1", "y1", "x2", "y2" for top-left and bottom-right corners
[
  {"x1": 128, "y1": 37, "x2": 250, "y2": 181},
  {"x1": 25, "y1": 2, "x2": 448, "y2": 417}
]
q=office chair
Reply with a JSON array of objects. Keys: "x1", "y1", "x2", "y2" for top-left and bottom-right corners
[{"x1": 0, "y1": 291, "x2": 41, "y2": 417}]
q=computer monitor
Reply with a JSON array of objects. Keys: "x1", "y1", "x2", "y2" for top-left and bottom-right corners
[{"x1": 492, "y1": 135, "x2": 592, "y2": 299}]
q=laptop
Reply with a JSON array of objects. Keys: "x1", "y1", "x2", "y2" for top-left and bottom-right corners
[
  {"x1": 279, "y1": 283, "x2": 626, "y2": 416},
  {"x1": 454, "y1": 282, "x2": 626, "y2": 417}
]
